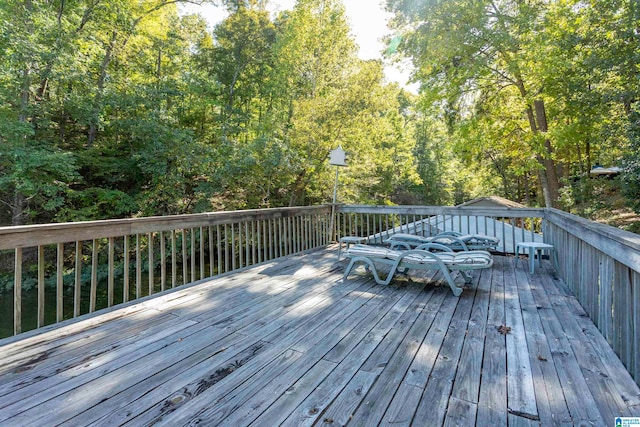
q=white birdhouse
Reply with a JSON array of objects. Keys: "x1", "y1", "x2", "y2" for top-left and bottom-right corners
[{"x1": 329, "y1": 146, "x2": 347, "y2": 166}]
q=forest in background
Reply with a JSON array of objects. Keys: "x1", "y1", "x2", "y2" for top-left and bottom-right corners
[{"x1": 1, "y1": 0, "x2": 639, "y2": 228}]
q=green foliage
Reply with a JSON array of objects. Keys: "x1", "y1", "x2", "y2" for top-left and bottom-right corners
[
  {"x1": 386, "y1": 0, "x2": 640, "y2": 208},
  {"x1": 621, "y1": 110, "x2": 640, "y2": 213},
  {"x1": 4, "y1": 0, "x2": 636, "y2": 226}
]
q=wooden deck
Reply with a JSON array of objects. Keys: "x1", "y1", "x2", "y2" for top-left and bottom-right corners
[{"x1": 1, "y1": 248, "x2": 639, "y2": 426}]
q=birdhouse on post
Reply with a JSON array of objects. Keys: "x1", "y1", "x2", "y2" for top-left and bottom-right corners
[
  {"x1": 329, "y1": 146, "x2": 347, "y2": 167},
  {"x1": 328, "y1": 146, "x2": 347, "y2": 243}
]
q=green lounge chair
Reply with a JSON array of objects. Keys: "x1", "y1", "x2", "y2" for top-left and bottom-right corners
[
  {"x1": 342, "y1": 244, "x2": 493, "y2": 296},
  {"x1": 386, "y1": 232, "x2": 500, "y2": 251}
]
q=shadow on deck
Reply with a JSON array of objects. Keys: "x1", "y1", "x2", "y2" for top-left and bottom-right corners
[{"x1": 0, "y1": 248, "x2": 639, "y2": 426}]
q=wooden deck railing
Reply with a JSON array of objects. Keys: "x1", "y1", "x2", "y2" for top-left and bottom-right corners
[
  {"x1": 1, "y1": 204, "x2": 638, "y2": 386},
  {"x1": 544, "y1": 208, "x2": 640, "y2": 383},
  {"x1": 0, "y1": 206, "x2": 331, "y2": 338}
]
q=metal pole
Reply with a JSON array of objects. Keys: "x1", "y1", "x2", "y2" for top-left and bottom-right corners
[
  {"x1": 332, "y1": 166, "x2": 339, "y2": 204},
  {"x1": 329, "y1": 166, "x2": 339, "y2": 243}
]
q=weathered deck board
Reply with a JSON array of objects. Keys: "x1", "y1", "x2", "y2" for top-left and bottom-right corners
[{"x1": 0, "y1": 248, "x2": 639, "y2": 426}]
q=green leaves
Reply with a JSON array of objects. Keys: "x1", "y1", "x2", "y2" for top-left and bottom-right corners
[{"x1": 387, "y1": 0, "x2": 640, "y2": 207}]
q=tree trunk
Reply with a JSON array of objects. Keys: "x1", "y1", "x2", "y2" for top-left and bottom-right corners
[
  {"x1": 533, "y1": 100, "x2": 560, "y2": 206},
  {"x1": 515, "y1": 74, "x2": 561, "y2": 207},
  {"x1": 11, "y1": 190, "x2": 26, "y2": 226}
]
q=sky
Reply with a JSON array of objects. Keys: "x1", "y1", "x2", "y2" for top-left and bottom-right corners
[{"x1": 180, "y1": 0, "x2": 417, "y2": 91}]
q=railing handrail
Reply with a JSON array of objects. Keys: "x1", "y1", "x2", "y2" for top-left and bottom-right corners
[
  {"x1": 338, "y1": 204, "x2": 546, "y2": 218},
  {"x1": 545, "y1": 207, "x2": 640, "y2": 272},
  {"x1": 0, "y1": 205, "x2": 331, "y2": 250}
]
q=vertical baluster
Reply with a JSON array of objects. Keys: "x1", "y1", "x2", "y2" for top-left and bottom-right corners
[
  {"x1": 190, "y1": 228, "x2": 196, "y2": 282},
  {"x1": 245, "y1": 221, "x2": 250, "y2": 266},
  {"x1": 299, "y1": 215, "x2": 303, "y2": 251},
  {"x1": 257, "y1": 219, "x2": 262, "y2": 260},
  {"x1": 108, "y1": 237, "x2": 114, "y2": 306},
  {"x1": 286, "y1": 216, "x2": 290, "y2": 253},
  {"x1": 200, "y1": 227, "x2": 205, "y2": 280},
  {"x1": 57, "y1": 243, "x2": 64, "y2": 322},
  {"x1": 161, "y1": 231, "x2": 166, "y2": 292},
  {"x1": 14, "y1": 248, "x2": 22, "y2": 335},
  {"x1": 268, "y1": 218, "x2": 274, "y2": 260},
  {"x1": 276, "y1": 218, "x2": 282, "y2": 257},
  {"x1": 283, "y1": 216, "x2": 287, "y2": 256},
  {"x1": 231, "y1": 224, "x2": 237, "y2": 270},
  {"x1": 224, "y1": 224, "x2": 229, "y2": 273},
  {"x1": 38, "y1": 245, "x2": 45, "y2": 327},
  {"x1": 304, "y1": 215, "x2": 309, "y2": 251},
  {"x1": 209, "y1": 226, "x2": 214, "y2": 277},
  {"x1": 366, "y1": 213, "x2": 370, "y2": 241},
  {"x1": 285, "y1": 216, "x2": 289, "y2": 254},
  {"x1": 294, "y1": 216, "x2": 299, "y2": 253},
  {"x1": 136, "y1": 234, "x2": 142, "y2": 299},
  {"x1": 238, "y1": 222, "x2": 244, "y2": 268},
  {"x1": 292, "y1": 216, "x2": 297, "y2": 253},
  {"x1": 149, "y1": 232, "x2": 154, "y2": 295},
  {"x1": 252, "y1": 220, "x2": 257, "y2": 264},
  {"x1": 216, "y1": 224, "x2": 222, "y2": 275},
  {"x1": 290, "y1": 216, "x2": 295, "y2": 253},
  {"x1": 297, "y1": 215, "x2": 302, "y2": 251},
  {"x1": 386, "y1": 214, "x2": 391, "y2": 239},
  {"x1": 171, "y1": 230, "x2": 177, "y2": 287},
  {"x1": 182, "y1": 229, "x2": 188, "y2": 285},
  {"x1": 124, "y1": 236, "x2": 130, "y2": 302},
  {"x1": 75, "y1": 241, "x2": 82, "y2": 316},
  {"x1": 90, "y1": 239, "x2": 98, "y2": 313}
]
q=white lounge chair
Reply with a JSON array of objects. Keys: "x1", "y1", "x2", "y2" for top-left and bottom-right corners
[
  {"x1": 343, "y1": 244, "x2": 493, "y2": 296},
  {"x1": 386, "y1": 232, "x2": 500, "y2": 251}
]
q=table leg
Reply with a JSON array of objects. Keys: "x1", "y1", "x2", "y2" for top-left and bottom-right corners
[
  {"x1": 529, "y1": 248, "x2": 535, "y2": 274},
  {"x1": 538, "y1": 249, "x2": 543, "y2": 269}
]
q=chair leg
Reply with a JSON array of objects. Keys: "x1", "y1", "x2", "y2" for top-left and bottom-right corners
[
  {"x1": 436, "y1": 266, "x2": 463, "y2": 296},
  {"x1": 343, "y1": 256, "x2": 395, "y2": 285},
  {"x1": 459, "y1": 270, "x2": 472, "y2": 284}
]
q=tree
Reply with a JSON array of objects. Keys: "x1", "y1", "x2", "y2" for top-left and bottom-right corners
[{"x1": 387, "y1": 0, "x2": 565, "y2": 206}]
